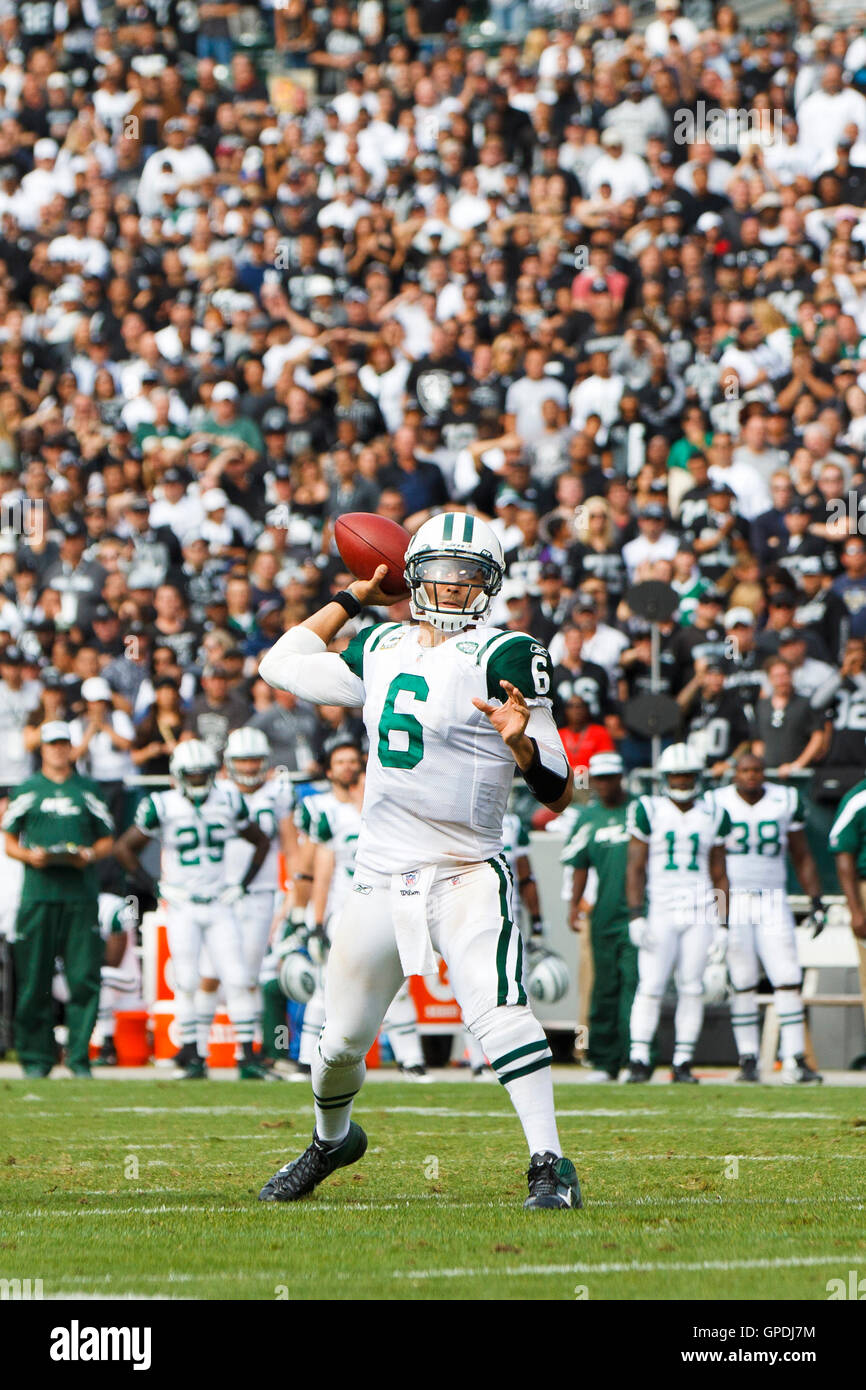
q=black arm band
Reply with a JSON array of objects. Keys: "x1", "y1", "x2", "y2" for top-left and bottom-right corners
[
  {"x1": 332, "y1": 590, "x2": 361, "y2": 618},
  {"x1": 628, "y1": 907, "x2": 645, "y2": 922},
  {"x1": 522, "y1": 738, "x2": 569, "y2": 805},
  {"x1": 294, "y1": 873, "x2": 313, "y2": 883},
  {"x1": 519, "y1": 875, "x2": 534, "y2": 887}
]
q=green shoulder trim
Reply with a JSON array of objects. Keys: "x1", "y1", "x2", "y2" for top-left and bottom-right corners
[
  {"x1": 134, "y1": 794, "x2": 161, "y2": 835},
  {"x1": 314, "y1": 808, "x2": 334, "y2": 844},
  {"x1": 339, "y1": 622, "x2": 400, "y2": 678},
  {"x1": 481, "y1": 630, "x2": 553, "y2": 702},
  {"x1": 628, "y1": 797, "x2": 652, "y2": 840},
  {"x1": 295, "y1": 798, "x2": 314, "y2": 835}
]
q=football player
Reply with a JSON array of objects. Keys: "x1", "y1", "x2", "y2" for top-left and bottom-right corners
[
  {"x1": 302, "y1": 737, "x2": 429, "y2": 1078},
  {"x1": 91, "y1": 893, "x2": 143, "y2": 1066},
  {"x1": 624, "y1": 743, "x2": 730, "y2": 1084},
  {"x1": 257, "y1": 511, "x2": 581, "y2": 1210},
  {"x1": 114, "y1": 740, "x2": 271, "y2": 1079},
  {"x1": 711, "y1": 751, "x2": 824, "y2": 1083},
  {"x1": 192, "y1": 728, "x2": 296, "y2": 1072}
]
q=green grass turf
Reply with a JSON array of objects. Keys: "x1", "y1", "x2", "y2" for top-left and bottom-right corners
[{"x1": 2, "y1": 1078, "x2": 865, "y2": 1301}]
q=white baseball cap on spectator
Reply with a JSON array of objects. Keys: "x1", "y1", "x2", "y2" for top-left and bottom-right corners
[
  {"x1": 211, "y1": 382, "x2": 238, "y2": 403},
  {"x1": 41, "y1": 721, "x2": 72, "y2": 744},
  {"x1": 723, "y1": 607, "x2": 755, "y2": 629},
  {"x1": 203, "y1": 489, "x2": 229, "y2": 512},
  {"x1": 34, "y1": 138, "x2": 59, "y2": 162},
  {"x1": 81, "y1": 677, "x2": 113, "y2": 702}
]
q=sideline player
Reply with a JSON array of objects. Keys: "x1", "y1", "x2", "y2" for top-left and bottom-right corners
[
  {"x1": 563, "y1": 752, "x2": 636, "y2": 1081},
  {"x1": 258, "y1": 511, "x2": 581, "y2": 1209},
  {"x1": 192, "y1": 727, "x2": 296, "y2": 1070},
  {"x1": 624, "y1": 743, "x2": 730, "y2": 1084},
  {"x1": 712, "y1": 752, "x2": 824, "y2": 1083},
  {"x1": 114, "y1": 740, "x2": 271, "y2": 1079}
]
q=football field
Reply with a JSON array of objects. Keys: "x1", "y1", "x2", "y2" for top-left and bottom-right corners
[{"x1": 3, "y1": 1075, "x2": 865, "y2": 1302}]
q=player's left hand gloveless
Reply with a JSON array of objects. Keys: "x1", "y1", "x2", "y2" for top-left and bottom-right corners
[{"x1": 472, "y1": 679, "x2": 530, "y2": 747}]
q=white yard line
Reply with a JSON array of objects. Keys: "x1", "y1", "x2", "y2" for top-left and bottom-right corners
[{"x1": 394, "y1": 1253, "x2": 866, "y2": 1281}]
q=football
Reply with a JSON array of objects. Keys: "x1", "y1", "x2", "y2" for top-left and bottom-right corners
[{"x1": 334, "y1": 511, "x2": 411, "y2": 597}]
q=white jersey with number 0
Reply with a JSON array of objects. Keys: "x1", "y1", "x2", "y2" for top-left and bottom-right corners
[{"x1": 223, "y1": 776, "x2": 294, "y2": 890}]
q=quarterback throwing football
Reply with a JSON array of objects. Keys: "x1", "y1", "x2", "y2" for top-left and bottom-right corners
[{"x1": 258, "y1": 512, "x2": 581, "y2": 1210}]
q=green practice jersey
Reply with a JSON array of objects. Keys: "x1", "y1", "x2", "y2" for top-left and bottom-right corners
[
  {"x1": 2, "y1": 772, "x2": 114, "y2": 902},
  {"x1": 561, "y1": 796, "x2": 632, "y2": 929},
  {"x1": 829, "y1": 778, "x2": 866, "y2": 877}
]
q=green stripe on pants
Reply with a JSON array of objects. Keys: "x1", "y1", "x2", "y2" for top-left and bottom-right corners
[{"x1": 490, "y1": 855, "x2": 521, "y2": 1007}]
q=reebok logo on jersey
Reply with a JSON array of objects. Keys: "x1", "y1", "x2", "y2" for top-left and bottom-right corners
[{"x1": 353, "y1": 883, "x2": 372, "y2": 895}]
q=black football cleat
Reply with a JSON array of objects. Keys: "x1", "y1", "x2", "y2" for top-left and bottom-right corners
[
  {"x1": 736, "y1": 1055, "x2": 759, "y2": 1083},
  {"x1": 671, "y1": 1062, "x2": 699, "y2": 1084},
  {"x1": 624, "y1": 1059, "x2": 652, "y2": 1083},
  {"x1": 92, "y1": 1038, "x2": 118, "y2": 1068},
  {"x1": 524, "y1": 1152, "x2": 583, "y2": 1210},
  {"x1": 782, "y1": 1055, "x2": 824, "y2": 1085},
  {"x1": 258, "y1": 1122, "x2": 368, "y2": 1202}
]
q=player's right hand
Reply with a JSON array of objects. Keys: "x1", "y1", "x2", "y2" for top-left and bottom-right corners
[
  {"x1": 849, "y1": 908, "x2": 866, "y2": 941},
  {"x1": 348, "y1": 565, "x2": 404, "y2": 608},
  {"x1": 628, "y1": 915, "x2": 651, "y2": 949},
  {"x1": 708, "y1": 928, "x2": 728, "y2": 965}
]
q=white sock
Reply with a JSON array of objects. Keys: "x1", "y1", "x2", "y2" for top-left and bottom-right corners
[
  {"x1": 673, "y1": 992, "x2": 704, "y2": 1066},
  {"x1": 474, "y1": 1005, "x2": 560, "y2": 1155},
  {"x1": 312, "y1": 1041, "x2": 365, "y2": 1144},
  {"x1": 730, "y1": 988, "x2": 760, "y2": 1058},
  {"x1": 629, "y1": 990, "x2": 662, "y2": 1065},
  {"x1": 383, "y1": 988, "x2": 424, "y2": 1069},
  {"x1": 195, "y1": 990, "x2": 217, "y2": 1059},
  {"x1": 225, "y1": 984, "x2": 255, "y2": 1053},
  {"x1": 776, "y1": 989, "x2": 805, "y2": 1061},
  {"x1": 175, "y1": 990, "x2": 197, "y2": 1049},
  {"x1": 300, "y1": 996, "x2": 326, "y2": 1066}
]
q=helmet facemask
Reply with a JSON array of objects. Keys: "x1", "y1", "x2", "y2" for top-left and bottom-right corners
[
  {"x1": 226, "y1": 756, "x2": 267, "y2": 790},
  {"x1": 177, "y1": 770, "x2": 216, "y2": 805},
  {"x1": 405, "y1": 551, "x2": 503, "y2": 633},
  {"x1": 665, "y1": 774, "x2": 699, "y2": 804}
]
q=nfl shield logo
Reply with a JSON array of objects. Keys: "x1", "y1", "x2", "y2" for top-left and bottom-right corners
[{"x1": 403, "y1": 870, "x2": 418, "y2": 887}]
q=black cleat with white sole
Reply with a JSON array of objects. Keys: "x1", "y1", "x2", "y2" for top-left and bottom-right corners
[
  {"x1": 258, "y1": 1122, "x2": 368, "y2": 1202},
  {"x1": 624, "y1": 1059, "x2": 652, "y2": 1083},
  {"x1": 671, "y1": 1062, "x2": 699, "y2": 1084},
  {"x1": 524, "y1": 1152, "x2": 582, "y2": 1210},
  {"x1": 736, "y1": 1055, "x2": 759, "y2": 1083}
]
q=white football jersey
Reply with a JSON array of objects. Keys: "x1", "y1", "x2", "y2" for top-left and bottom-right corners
[
  {"x1": 628, "y1": 792, "x2": 731, "y2": 923},
  {"x1": 710, "y1": 782, "x2": 804, "y2": 893},
  {"x1": 296, "y1": 789, "x2": 362, "y2": 918},
  {"x1": 222, "y1": 776, "x2": 294, "y2": 890},
  {"x1": 134, "y1": 783, "x2": 251, "y2": 898},
  {"x1": 338, "y1": 622, "x2": 556, "y2": 874}
]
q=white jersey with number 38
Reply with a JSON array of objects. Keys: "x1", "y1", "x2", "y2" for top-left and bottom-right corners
[{"x1": 710, "y1": 782, "x2": 804, "y2": 893}]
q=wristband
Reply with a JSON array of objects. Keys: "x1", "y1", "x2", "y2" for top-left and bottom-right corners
[
  {"x1": 519, "y1": 874, "x2": 535, "y2": 887},
  {"x1": 333, "y1": 589, "x2": 361, "y2": 618},
  {"x1": 628, "y1": 907, "x2": 645, "y2": 922},
  {"x1": 811, "y1": 896, "x2": 824, "y2": 914},
  {"x1": 294, "y1": 873, "x2": 313, "y2": 882},
  {"x1": 522, "y1": 738, "x2": 569, "y2": 805}
]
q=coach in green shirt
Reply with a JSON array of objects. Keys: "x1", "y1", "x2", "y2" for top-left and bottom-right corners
[
  {"x1": 562, "y1": 752, "x2": 636, "y2": 1081},
  {"x1": 3, "y1": 721, "x2": 115, "y2": 1077}
]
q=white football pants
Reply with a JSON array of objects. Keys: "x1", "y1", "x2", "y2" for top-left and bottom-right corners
[
  {"x1": 166, "y1": 900, "x2": 254, "y2": 1052},
  {"x1": 727, "y1": 888, "x2": 804, "y2": 1062}
]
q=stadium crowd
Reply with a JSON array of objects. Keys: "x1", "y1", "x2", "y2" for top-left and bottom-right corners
[{"x1": 0, "y1": 0, "x2": 866, "y2": 838}]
